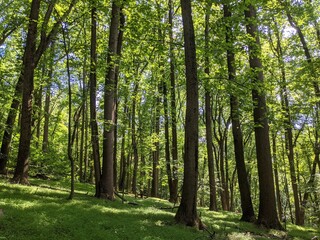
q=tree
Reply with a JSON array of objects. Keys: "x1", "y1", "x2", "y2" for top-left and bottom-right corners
[
  {"x1": 89, "y1": 0, "x2": 101, "y2": 197},
  {"x1": 11, "y1": 0, "x2": 41, "y2": 184},
  {"x1": 101, "y1": 0, "x2": 121, "y2": 200},
  {"x1": 224, "y1": 3, "x2": 255, "y2": 222},
  {"x1": 175, "y1": 0, "x2": 202, "y2": 229},
  {"x1": 204, "y1": 1, "x2": 217, "y2": 212},
  {"x1": 244, "y1": 3, "x2": 282, "y2": 229},
  {"x1": 4, "y1": 0, "x2": 77, "y2": 180}
]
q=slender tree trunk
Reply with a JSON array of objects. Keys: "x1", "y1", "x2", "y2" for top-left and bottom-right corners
[
  {"x1": 163, "y1": 78, "x2": 174, "y2": 202},
  {"x1": 244, "y1": 3, "x2": 282, "y2": 229},
  {"x1": 101, "y1": 0, "x2": 120, "y2": 200},
  {"x1": 42, "y1": 44, "x2": 54, "y2": 153},
  {"x1": 204, "y1": 2, "x2": 217, "y2": 211},
  {"x1": 11, "y1": 0, "x2": 41, "y2": 184},
  {"x1": 131, "y1": 83, "x2": 139, "y2": 195},
  {"x1": 0, "y1": 77, "x2": 22, "y2": 174},
  {"x1": 168, "y1": 0, "x2": 178, "y2": 203},
  {"x1": 175, "y1": 0, "x2": 202, "y2": 229},
  {"x1": 113, "y1": 9, "x2": 125, "y2": 189},
  {"x1": 79, "y1": 56, "x2": 87, "y2": 181},
  {"x1": 272, "y1": 133, "x2": 283, "y2": 221},
  {"x1": 151, "y1": 89, "x2": 160, "y2": 198},
  {"x1": 224, "y1": 3, "x2": 255, "y2": 222},
  {"x1": 284, "y1": 5, "x2": 320, "y2": 225},
  {"x1": 89, "y1": 3, "x2": 101, "y2": 197},
  {"x1": 272, "y1": 20, "x2": 302, "y2": 225}
]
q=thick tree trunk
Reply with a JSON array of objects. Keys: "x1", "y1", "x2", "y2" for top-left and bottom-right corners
[
  {"x1": 101, "y1": 1, "x2": 120, "y2": 200},
  {"x1": 175, "y1": 0, "x2": 202, "y2": 229},
  {"x1": 11, "y1": 0, "x2": 41, "y2": 184},
  {"x1": 89, "y1": 4, "x2": 101, "y2": 197},
  {"x1": 224, "y1": 3, "x2": 255, "y2": 222},
  {"x1": 244, "y1": 4, "x2": 282, "y2": 229}
]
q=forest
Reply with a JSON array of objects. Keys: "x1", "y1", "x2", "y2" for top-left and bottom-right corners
[{"x1": 0, "y1": 0, "x2": 320, "y2": 238}]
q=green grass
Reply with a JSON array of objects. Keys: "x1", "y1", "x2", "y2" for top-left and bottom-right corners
[{"x1": 0, "y1": 178, "x2": 319, "y2": 240}]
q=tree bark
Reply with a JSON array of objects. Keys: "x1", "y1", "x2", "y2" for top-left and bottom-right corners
[
  {"x1": 272, "y1": 19, "x2": 302, "y2": 225},
  {"x1": 244, "y1": 3, "x2": 282, "y2": 229},
  {"x1": 284, "y1": 3, "x2": 320, "y2": 224},
  {"x1": 131, "y1": 83, "x2": 139, "y2": 195},
  {"x1": 175, "y1": 0, "x2": 202, "y2": 229},
  {"x1": 204, "y1": 2, "x2": 217, "y2": 211},
  {"x1": 168, "y1": 0, "x2": 178, "y2": 203},
  {"x1": 89, "y1": 3, "x2": 101, "y2": 197},
  {"x1": 11, "y1": 0, "x2": 41, "y2": 184},
  {"x1": 224, "y1": 3, "x2": 255, "y2": 222},
  {"x1": 101, "y1": 1, "x2": 120, "y2": 200}
]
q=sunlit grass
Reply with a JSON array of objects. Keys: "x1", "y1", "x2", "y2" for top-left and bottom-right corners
[{"x1": 0, "y1": 178, "x2": 319, "y2": 240}]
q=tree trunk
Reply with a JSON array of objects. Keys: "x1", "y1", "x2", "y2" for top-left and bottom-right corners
[
  {"x1": 101, "y1": 1, "x2": 120, "y2": 200},
  {"x1": 272, "y1": 133, "x2": 283, "y2": 221},
  {"x1": 284, "y1": 4, "x2": 320, "y2": 225},
  {"x1": 11, "y1": 0, "x2": 41, "y2": 184},
  {"x1": 0, "y1": 77, "x2": 23, "y2": 174},
  {"x1": 168, "y1": 0, "x2": 178, "y2": 203},
  {"x1": 204, "y1": 2, "x2": 217, "y2": 211},
  {"x1": 113, "y1": 9, "x2": 125, "y2": 189},
  {"x1": 151, "y1": 95, "x2": 160, "y2": 198},
  {"x1": 42, "y1": 43, "x2": 54, "y2": 153},
  {"x1": 224, "y1": 3, "x2": 255, "y2": 222},
  {"x1": 272, "y1": 20, "x2": 302, "y2": 225},
  {"x1": 79, "y1": 56, "x2": 87, "y2": 182},
  {"x1": 131, "y1": 83, "x2": 139, "y2": 195},
  {"x1": 244, "y1": 3, "x2": 282, "y2": 229},
  {"x1": 1, "y1": 0, "x2": 76, "y2": 176},
  {"x1": 89, "y1": 3, "x2": 101, "y2": 197},
  {"x1": 175, "y1": 0, "x2": 202, "y2": 229}
]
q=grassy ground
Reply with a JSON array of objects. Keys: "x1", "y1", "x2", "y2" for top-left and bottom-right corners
[{"x1": 0, "y1": 178, "x2": 319, "y2": 240}]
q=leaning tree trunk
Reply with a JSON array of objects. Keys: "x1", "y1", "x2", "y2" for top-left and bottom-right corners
[
  {"x1": 224, "y1": 3, "x2": 255, "y2": 222},
  {"x1": 244, "y1": 3, "x2": 282, "y2": 229},
  {"x1": 175, "y1": 0, "x2": 202, "y2": 229},
  {"x1": 11, "y1": 0, "x2": 41, "y2": 184},
  {"x1": 101, "y1": 1, "x2": 120, "y2": 200}
]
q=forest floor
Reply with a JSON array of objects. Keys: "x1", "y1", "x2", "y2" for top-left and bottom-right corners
[{"x1": 0, "y1": 177, "x2": 319, "y2": 240}]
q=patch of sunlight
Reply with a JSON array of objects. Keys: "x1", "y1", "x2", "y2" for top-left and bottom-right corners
[
  {"x1": 227, "y1": 232, "x2": 255, "y2": 240},
  {"x1": 96, "y1": 205, "x2": 131, "y2": 215},
  {"x1": 155, "y1": 220, "x2": 165, "y2": 226},
  {"x1": 143, "y1": 236, "x2": 162, "y2": 240}
]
